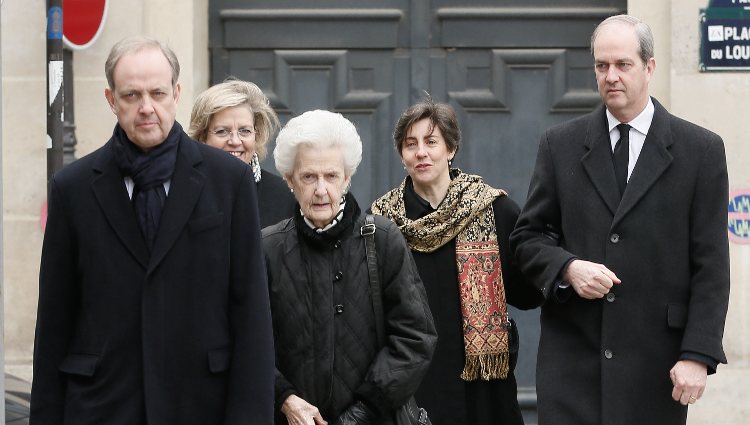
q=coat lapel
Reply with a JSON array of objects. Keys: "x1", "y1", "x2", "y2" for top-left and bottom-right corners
[
  {"x1": 581, "y1": 105, "x2": 621, "y2": 216},
  {"x1": 91, "y1": 142, "x2": 150, "y2": 269},
  {"x1": 612, "y1": 99, "x2": 674, "y2": 227},
  {"x1": 147, "y1": 136, "x2": 205, "y2": 275}
]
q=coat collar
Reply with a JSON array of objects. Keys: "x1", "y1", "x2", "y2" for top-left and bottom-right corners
[
  {"x1": 613, "y1": 98, "x2": 673, "y2": 226},
  {"x1": 91, "y1": 130, "x2": 206, "y2": 274},
  {"x1": 581, "y1": 104, "x2": 621, "y2": 216},
  {"x1": 91, "y1": 143, "x2": 150, "y2": 269},
  {"x1": 147, "y1": 135, "x2": 206, "y2": 274},
  {"x1": 581, "y1": 98, "x2": 674, "y2": 226}
]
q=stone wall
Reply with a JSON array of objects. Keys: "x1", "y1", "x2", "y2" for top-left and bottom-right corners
[{"x1": 632, "y1": 1, "x2": 750, "y2": 424}]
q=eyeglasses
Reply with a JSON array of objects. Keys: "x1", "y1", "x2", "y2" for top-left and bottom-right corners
[{"x1": 209, "y1": 128, "x2": 256, "y2": 141}]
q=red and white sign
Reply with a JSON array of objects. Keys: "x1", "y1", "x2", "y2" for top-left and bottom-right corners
[{"x1": 63, "y1": 0, "x2": 108, "y2": 50}]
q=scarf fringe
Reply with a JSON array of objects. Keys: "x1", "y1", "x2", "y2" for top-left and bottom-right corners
[{"x1": 460, "y1": 352, "x2": 510, "y2": 381}]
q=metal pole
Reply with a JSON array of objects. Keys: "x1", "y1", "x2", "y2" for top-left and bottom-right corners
[
  {"x1": 63, "y1": 48, "x2": 78, "y2": 166},
  {"x1": 46, "y1": 0, "x2": 64, "y2": 181},
  {"x1": 0, "y1": 0, "x2": 6, "y2": 422}
]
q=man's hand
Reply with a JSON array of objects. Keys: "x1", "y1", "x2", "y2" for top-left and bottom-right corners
[
  {"x1": 670, "y1": 360, "x2": 707, "y2": 406},
  {"x1": 281, "y1": 394, "x2": 328, "y2": 425},
  {"x1": 562, "y1": 260, "x2": 621, "y2": 299}
]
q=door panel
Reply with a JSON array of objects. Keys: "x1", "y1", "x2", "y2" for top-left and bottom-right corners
[
  {"x1": 444, "y1": 48, "x2": 599, "y2": 198},
  {"x1": 220, "y1": 8, "x2": 403, "y2": 49},
  {"x1": 441, "y1": 48, "x2": 599, "y2": 420}
]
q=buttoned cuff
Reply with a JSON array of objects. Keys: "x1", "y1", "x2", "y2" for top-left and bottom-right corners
[
  {"x1": 550, "y1": 257, "x2": 577, "y2": 303},
  {"x1": 680, "y1": 351, "x2": 719, "y2": 375}
]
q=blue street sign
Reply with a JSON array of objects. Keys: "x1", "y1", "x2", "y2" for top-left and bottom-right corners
[{"x1": 700, "y1": 7, "x2": 750, "y2": 71}]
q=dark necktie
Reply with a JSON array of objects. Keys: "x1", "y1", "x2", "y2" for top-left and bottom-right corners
[{"x1": 613, "y1": 123, "x2": 631, "y2": 198}]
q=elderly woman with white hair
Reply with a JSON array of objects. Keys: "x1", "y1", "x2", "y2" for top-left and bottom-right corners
[{"x1": 263, "y1": 110, "x2": 437, "y2": 425}]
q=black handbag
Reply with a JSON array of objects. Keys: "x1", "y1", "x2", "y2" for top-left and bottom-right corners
[
  {"x1": 392, "y1": 397, "x2": 431, "y2": 425},
  {"x1": 361, "y1": 215, "x2": 432, "y2": 425}
]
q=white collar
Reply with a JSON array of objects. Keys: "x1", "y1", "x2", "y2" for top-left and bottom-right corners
[{"x1": 606, "y1": 97, "x2": 655, "y2": 136}]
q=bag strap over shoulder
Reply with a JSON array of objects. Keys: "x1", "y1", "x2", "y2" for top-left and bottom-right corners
[
  {"x1": 361, "y1": 214, "x2": 385, "y2": 346},
  {"x1": 362, "y1": 215, "x2": 432, "y2": 425}
]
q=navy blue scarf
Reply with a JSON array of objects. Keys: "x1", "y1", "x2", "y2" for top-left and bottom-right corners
[{"x1": 111, "y1": 122, "x2": 181, "y2": 250}]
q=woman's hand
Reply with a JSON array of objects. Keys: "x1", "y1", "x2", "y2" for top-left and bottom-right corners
[{"x1": 281, "y1": 394, "x2": 328, "y2": 425}]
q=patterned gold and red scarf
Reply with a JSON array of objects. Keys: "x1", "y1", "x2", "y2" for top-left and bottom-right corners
[{"x1": 372, "y1": 170, "x2": 510, "y2": 380}]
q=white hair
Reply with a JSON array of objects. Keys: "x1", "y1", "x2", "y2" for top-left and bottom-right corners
[{"x1": 274, "y1": 110, "x2": 363, "y2": 178}]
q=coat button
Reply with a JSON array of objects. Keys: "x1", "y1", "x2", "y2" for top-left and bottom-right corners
[
  {"x1": 333, "y1": 240, "x2": 342, "y2": 249},
  {"x1": 335, "y1": 304, "x2": 344, "y2": 314},
  {"x1": 604, "y1": 349, "x2": 613, "y2": 359},
  {"x1": 606, "y1": 293, "x2": 615, "y2": 302},
  {"x1": 334, "y1": 271, "x2": 343, "y2": 282},
  {"x1": 610, "y1": 233, "x2": 620, "y2": 243}
]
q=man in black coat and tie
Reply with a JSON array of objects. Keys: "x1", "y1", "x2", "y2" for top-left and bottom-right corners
[
  {"x1": 511, "y1": 15, "x2": 730, "y2": 425},
  {"x1": 30, "y1": 36, "x2": 274, "y2": 425}
]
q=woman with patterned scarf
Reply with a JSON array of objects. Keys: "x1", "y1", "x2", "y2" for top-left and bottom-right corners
[
  {"x1": 264, "y1": 110, "x2": 437, "y2": 425},
  {"x1": 189, "y1": 78, "x2": 296, "y2": 228},
  {"x1": 371, "y1": 99, "x2": 543, "y2": 425}
]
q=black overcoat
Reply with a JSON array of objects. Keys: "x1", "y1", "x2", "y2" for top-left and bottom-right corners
[
  {"x1": 257, "y1": 169, "x2": 296, "y2": 228},
  {"x1": 511, "y1": 99, "x2": 730, "y2": 425},
  {"x1": 31, "y1": 128, "x2": 275, "y2": 425},
  {"x1": 263, "y1": 207, "x2": 437, "y2": 424}
]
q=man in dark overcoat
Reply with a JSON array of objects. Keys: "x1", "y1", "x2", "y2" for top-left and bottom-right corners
[
  {"x1": 510, "y1": 15, "x2": 730, "y2": 425},
  {"x1": 30, "y1": 36, "x2": 274, "y2": 424}
]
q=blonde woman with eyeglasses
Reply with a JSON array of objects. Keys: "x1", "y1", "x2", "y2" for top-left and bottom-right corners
[{"x1": 190, "y1": 79, "x2": 296, "y2": 227}]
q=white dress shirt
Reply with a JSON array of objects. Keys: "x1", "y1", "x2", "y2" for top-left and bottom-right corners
[
  {"x1": 605, "y1": 98, "x2": 655, "y2": 182},
  {"x1": 124, "y1": 177, "x2": 171, "y2": 199}
]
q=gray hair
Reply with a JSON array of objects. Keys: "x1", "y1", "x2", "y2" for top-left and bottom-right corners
[
  {"x1": 274, "y1": 110, "x2": 362, "y2": 178},
  {"x1": 590, "y1": 14, "x2": 655, "y2": 65},
  {"x1": 189, "y1": 78, "x2": 280, "y2": 160},
  {"x1": 105, "y1": 36, "x2": 180, "y2": 90}
]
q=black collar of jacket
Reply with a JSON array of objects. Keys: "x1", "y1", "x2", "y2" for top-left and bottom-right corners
[{"x1": 294, "y1": 192, "x2": 362, "y2": 249}]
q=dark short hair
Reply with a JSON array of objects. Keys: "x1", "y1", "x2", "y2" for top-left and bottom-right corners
[{"x1": 393, "y1": 98, "x2": 461, "y2": 156}]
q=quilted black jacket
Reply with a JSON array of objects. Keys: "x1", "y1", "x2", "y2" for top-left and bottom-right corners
[{"x1": 262, "y1": 208, "x2": 437, "y2": 424}]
